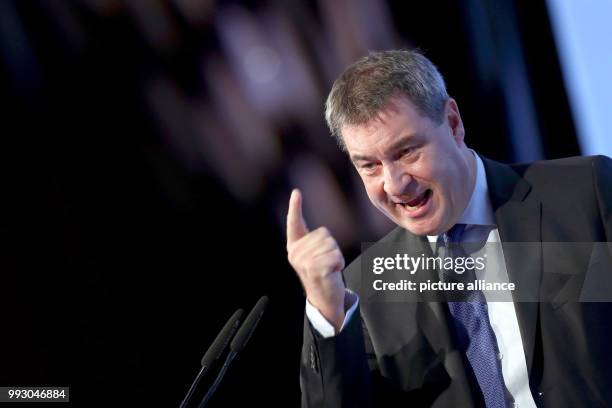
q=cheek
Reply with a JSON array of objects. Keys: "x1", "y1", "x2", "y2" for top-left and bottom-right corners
[
  {"x1": 365, "y1": 186, "x2": 382, "y2": 204},
  {"x1": 423, "y1": 154, "x2": 454, "y2": 189},
  {"x1": 363, "y1": 179, "x2": 387, "y2": 205},
  {"x1": 414, "y1": 155, "x2": 452, "y2": 207},
  {"x1": 409, "y1": 150, "x2": 440, "y2": 179}
]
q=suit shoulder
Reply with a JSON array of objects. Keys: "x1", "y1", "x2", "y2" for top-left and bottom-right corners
[
  {"x1": 591, "y1": 155, "x2": 612, "y2": 175},
  {"x1": 511, "y1": 155, "x2": 611, "y2": 190},
  {"x1": 512, "y1": 155, "x2": 611, "y2": 172}
]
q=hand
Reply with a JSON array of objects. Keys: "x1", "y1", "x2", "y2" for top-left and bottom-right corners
[{"x1": 286, "y1": 189, "x2": 346, "y2": 332}]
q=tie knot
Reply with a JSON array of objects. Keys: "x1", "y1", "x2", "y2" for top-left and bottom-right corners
[{"x1": 442, "y1": 223, "x2": 467, "y2": 245}]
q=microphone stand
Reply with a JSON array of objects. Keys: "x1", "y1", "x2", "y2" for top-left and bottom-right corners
[
  {"x1": 179, "y1": 309, "x2": 243, "y2": 408},
  {"x1": 197, "y1": 351, "x2": 237, "y2": 408},
  {"x1": 195, "y1": 296, "x2": 268, "y2": 408},
  {"x1": 179, "y1": 365, "x2": 207, "y2": 408}
]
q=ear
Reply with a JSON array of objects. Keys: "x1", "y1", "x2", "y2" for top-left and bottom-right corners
[{"x1": 445, "y1": 98, "x2": 465, "y2": 145}]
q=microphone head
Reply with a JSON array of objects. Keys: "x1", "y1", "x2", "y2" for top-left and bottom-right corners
[
  {"x1": 230, "y1": 296, "x2": 268, "y2": 354},
  {"x1": 201, "y1": 308, "x2": 244, "y2": 368}
]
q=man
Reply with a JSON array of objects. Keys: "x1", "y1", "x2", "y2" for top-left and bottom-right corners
[{"x1": 286, "y1": 50, "x2": 612, "y2": 407}]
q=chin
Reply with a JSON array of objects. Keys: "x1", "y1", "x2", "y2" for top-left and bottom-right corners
[
  {"x1": 393, "y1": 219, "x2": 429, "y2": 236},
  {"x1": 406, "y1": 224, "x2": 436, "y2": 237},
  {"x1": 399, "y1": 215, "x2": 445, "y2": 237},
  {"x1": 380, "y1": 205, "x2": 440, "y2": 236}
]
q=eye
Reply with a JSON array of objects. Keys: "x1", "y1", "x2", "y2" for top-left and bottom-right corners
[
  {"x1": 400, "y1": 147, "x2": 413, "y2": 156},
  {"x1": 396, "y1": 145, "x2": 420, "y2": 161},
  {"x1": 360, "y1": 162, "x2": 380, "y2": 174}
]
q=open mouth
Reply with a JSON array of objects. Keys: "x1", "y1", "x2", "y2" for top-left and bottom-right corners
[{"x1": 399, "y1": 189, "x2": 432, "y2": 210}]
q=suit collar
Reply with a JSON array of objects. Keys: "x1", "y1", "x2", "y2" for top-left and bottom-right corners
[{"x1": 481, "y1": 155, "x2": 532, "y2": 209}]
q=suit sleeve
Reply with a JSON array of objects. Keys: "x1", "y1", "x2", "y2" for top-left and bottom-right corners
[{"x1": 300, "y1": 303, "x2": 373, "y2": 408}]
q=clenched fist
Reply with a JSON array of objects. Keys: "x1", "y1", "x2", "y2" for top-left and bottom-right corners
[{"x1": 286, "y1": 189, "x2": 346, "y2": 332}]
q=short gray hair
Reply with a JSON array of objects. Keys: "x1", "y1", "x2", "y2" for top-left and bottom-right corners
[{"x1": 325, "y1": 49, "x2": 449, "y2": 150}]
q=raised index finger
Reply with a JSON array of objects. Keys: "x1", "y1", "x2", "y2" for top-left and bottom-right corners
[{"x1": 287, "y1": 188, "x2": 309, "y2": 245}]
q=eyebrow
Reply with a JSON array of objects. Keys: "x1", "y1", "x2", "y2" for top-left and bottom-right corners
[{"x1": 350, "y1": 134, "x2": 418, "y2": 163}]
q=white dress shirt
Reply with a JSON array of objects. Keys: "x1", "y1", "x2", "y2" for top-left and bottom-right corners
[{"x1": 306, "y1": 152, "x2": 536, "y2": 408}]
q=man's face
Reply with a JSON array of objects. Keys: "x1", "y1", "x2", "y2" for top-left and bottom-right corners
[{"x1": 342, "y1": 95, "x2": 475, "y2": 236}]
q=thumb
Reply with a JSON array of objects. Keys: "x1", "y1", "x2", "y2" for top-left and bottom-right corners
[{"x1": 287, "y1": 188, "x2": 309, "y2": 245}]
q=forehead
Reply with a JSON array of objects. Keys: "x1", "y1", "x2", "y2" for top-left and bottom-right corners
[{"x1": 341, "y1": 96, "x2": 429, "y2": 154}]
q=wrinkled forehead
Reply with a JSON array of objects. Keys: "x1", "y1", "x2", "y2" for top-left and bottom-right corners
[
  {"x1": 347, "y1": 93, "x2": 413, "y2": 128},
  {"x1": 340, "y1": 95, "x2": 424, "y2": 151}
]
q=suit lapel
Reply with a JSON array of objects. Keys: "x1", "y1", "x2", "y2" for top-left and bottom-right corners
[
  {"x1": 482, "y1": 157, "x2": 542, "y2": 375},
  {"x1": 383, "y1": 228, "x2": 457, "y2": 353},
  {"x1": 395, "y1": 229, "x2": 471, "y2": 381}
]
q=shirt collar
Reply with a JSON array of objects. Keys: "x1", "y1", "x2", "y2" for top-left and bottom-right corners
[{"x1": 457, "y1": 151, "x2": 496, "y2": 227}]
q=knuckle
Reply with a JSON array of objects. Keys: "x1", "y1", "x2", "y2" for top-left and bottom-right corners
[
  {"x1": 303, "y1": 265, "x2": 315, "y2": 281},
  {"x1": 315, "y1": 226, "x2": 330, "y2": 237},
  {"x1": 324, "y1": 236, "x2": 338, "y2": 248},
  {"x1": 332, "y1": 248, "x2": 342, "y2": 258},
  {"x1": 306, "y1": 260, "x2": 327, "y2": 278}
]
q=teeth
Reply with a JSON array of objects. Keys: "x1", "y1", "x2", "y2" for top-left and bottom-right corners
[
  {"x1": 401, "y1": 190, "x2": 429, "y2": 209},
  {"x1": 408, "y1": 191, "x2": 426, "y2": 206}
]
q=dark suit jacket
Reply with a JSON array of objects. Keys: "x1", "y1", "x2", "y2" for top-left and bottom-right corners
[{"x1": 300, "y1": 155, "x2": 612, "y2": 408}]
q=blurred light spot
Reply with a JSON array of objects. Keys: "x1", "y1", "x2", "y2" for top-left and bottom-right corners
[
  {"x1": 204, "y1": 54, "x2": 282, "y2": 171},
  {"x1": 243, "y1": 46, "x2": 281, "y2": 84},
  {"x1": 124, "y1": 0, "x2": 178, "y2": 51},
  {"x1": 288, "y1": 154, "x2": 356, "y2": 247},
  {"x1": 172, "y1": 0, "x2": 215, "y2": 27},
  {"x1": 547, "y1": 0, "x2": 612, "y2": 157},
  {"x1": 192, "y1": 102, "x2": 263, "y2": 201}
]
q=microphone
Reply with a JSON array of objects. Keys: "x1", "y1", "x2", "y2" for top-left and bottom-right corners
[
  {"x1": 179, "y1": 309, "x2": 244, "y2": 408},
  {"x1": 201, "y1": 309, "x2": 244, "y2": 368},
  {"x1": 197, "y1": 296, "x2": 269, "y2": 408},
  {"x1": 230, "y1": 295, "x2": 269, "y2": 354}
]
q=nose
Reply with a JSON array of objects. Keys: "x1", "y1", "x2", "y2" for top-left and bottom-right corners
[{"x1": 382, "y1": 162, "x2": 412, "y2": 197}]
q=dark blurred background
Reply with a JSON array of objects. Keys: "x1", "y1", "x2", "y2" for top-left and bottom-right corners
[{"x1": 0, "y1": 0, "x2": 609, "y2": 406}]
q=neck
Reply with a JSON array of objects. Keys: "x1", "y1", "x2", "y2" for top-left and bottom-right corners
[
  {"x1": 453, "y1": 147, "x2": 478, "y2": 226},
  {"x1": 464, "y1": 148, "x2": 478, "y2": 203}
]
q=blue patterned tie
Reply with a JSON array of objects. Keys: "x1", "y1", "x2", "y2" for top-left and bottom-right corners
[{"x1": 438, "y1": 224, "x2": 508, "y2": 408}]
